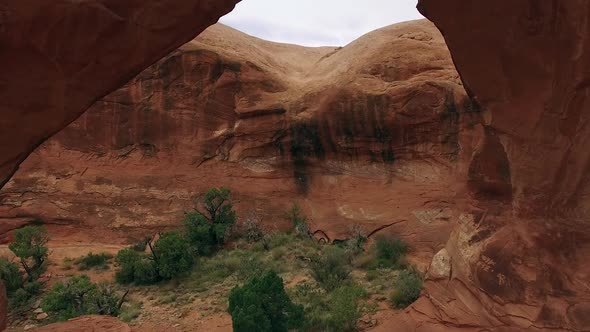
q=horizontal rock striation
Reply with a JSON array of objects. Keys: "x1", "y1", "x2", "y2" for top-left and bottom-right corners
[{"x1": 1, "y1": 21, "x2": 475, "y2": 265}]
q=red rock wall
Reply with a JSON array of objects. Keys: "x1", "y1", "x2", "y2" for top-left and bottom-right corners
[
  {"x1": 395, "y1": 1, "x2": 590, "y2": 331},
  {"x1": 1, "y1": 21, "x2": 474, "y2": 264},
  {"x1": 419, "y1": 0, "x2": 590, "y2": 216},
  {"x1": 0, "y1": 0, "x2": 240, "y2": 188}
]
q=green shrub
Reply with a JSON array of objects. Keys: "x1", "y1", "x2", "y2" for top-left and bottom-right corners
[
  {"x1": 266, "y1": 233, "x2": 296, "y2": 249},
  {"x1": 119, "y1": 301, "x2": 142, "y2": 322},
  {"x1": 8, "y1": 281, "x2": 42, "y2": 308},
  {"x1": 62, "y1": 257, "x2": 74, "y2": 270},
  {"x1": 41, "y1": 275, "x2": 121, "y2": 321},
  {"x1": 114, "y1": 249, "x2": 159, "y2": 285},
  {"x1": 9, "y1": 225, "x2": 48, "y2": 281},
  {"x1": 115, "y1": 232, "x2": 193, "y2": 284},
  {"x1": 152, "y1": 231, "x2": 194, "y2": 279},
  {"x1": 325, "y1": 285, "x2": 366, "y2": 331},
  {"x1": 291, "y1": 282, "x2": 366, "y2": 332},
  {"x1": 272, "y1": 247, "x2": 286, "y2": 260},
  {"x1": 228, "y1": 271, "x2": 304, "y2": 332},
  {"x1": 310, "y1": 246, "x2": 351, "y2": 291},
  {"x1": 132, "y1": 258, "x2": 159, "y2": 285},
  {"x1": 185, "y1": 187, "x2": 237, "y2": 255},
  {"x1": 290, "y1": 283, "x2": 328, "y2": 330},
  {"x1": 235, "y1": 254, "x2": 276, "y2": 282},
  {"x1": 115, "y1": 249, "x2": 141, "y2": 284},
  {"x1": 367, "y1": 235, "x2": 407, "y2": 269},
  {"x1": 42, "y1": 275, "x2": 96, "y2": 320},
  {"x1": 283, "y1": 203, "x2": 309, "y2": 237},
  {"x1": 157, "y1": 293, "x2": 177, "y2": 305},
  {"x1": 0, "y1": 257, "x2": 23, "y2": 294},
  {"x1": 92, "y1": 283, "x2": 121, "y2": 316},
  {"x1": 11, "y1": 288, "x2": 30, "y2": 307},
  {"x1": 352, "y1": 253, "x2": 374, "y2": 269},
  {"x1": 365, "y1": 270, "x2": 379, "y2": 281},
  {"x1": 23, "y1": 281, "x2": 42, "y2": 295},
  {"x1": 75, "y1": 252, "x2": 113, "y2": 270},
  {"x1": 200, "y1": 249, "x2": 275, "y2": 283},
  {"x1": 390, "y1": 269, "x2": 422, "y2": 308}
]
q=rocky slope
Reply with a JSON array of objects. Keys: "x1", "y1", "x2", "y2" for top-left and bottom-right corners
[{"x1": 0, "y1": 20, "x2": 474, "y2": 265}]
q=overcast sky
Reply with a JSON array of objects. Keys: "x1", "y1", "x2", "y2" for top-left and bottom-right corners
[{"x1": 220, "y1": 0, "x2": 423, "y2": 47}]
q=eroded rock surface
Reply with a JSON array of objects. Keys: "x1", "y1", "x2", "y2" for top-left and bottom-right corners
[
  {"x1": 389, "y1": 1, "x2": 590, "y2": 331},
  {"x1": 427, "y1": 248, "x2": 451, "y2": 280},
  {"x1": 0, "y1": 0, "x2": 240, "y2": 189},
  {"x1": 0, "y1": 21, "x2": 473, "y2": 264}
]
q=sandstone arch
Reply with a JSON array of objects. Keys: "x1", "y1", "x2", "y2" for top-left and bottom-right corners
[{"x1": 2, "y1": 1, "x2": 590, "y2": 331}]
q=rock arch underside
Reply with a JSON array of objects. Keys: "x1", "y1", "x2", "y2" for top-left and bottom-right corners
[{"x1": 1, "y1": 0, "x2": 590, "y2": 331}]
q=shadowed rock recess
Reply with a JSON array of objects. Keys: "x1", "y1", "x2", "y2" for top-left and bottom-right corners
[{"x1": 2, "y1": 1, "x2": 590, "y2": 331}]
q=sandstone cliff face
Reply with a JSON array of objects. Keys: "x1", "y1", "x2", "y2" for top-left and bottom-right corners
[
  {"x1": 379, "y1": 1, "x2": 590, "y2": 331},
  {"x1": 0, "y1": 21, "x2": 474, "y2": 264},
  {"x1": 0, "y1": 0, "x2": 240, "y2": 189}
]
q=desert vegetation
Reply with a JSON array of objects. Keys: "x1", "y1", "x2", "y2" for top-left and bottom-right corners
[
  {"x1": 41, "y1": 275, "x2": 123, "y2": 322},
  {"x1": 1, "y1": 226, "x2": 49, "y2": 309},
  {"x1": 74, "y1": 252, "x2": 113, "y2": 271},
  {"x1": 1, "y1": 187, "x2": 423, "y2": 331},
  {"x1": 0, "y1": 225, "x2": 128, "y2": 326},
  {"x1": 228, "y1": 270, "x2": 304, "y2": 332}
]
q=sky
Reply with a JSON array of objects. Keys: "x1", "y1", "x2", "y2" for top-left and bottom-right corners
[{"x1": 220, "y1": 0, "x2": 423, "y2": 47}]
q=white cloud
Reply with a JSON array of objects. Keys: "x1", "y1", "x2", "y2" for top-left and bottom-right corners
[{"x1": 220, "y1": 0, "x2": 423, "y2": 47}]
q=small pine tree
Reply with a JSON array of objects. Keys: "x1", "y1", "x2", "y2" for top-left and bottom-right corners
[
  {"x1": 228, "y1": 271, "x2": 304, "y2": 332},
  {"x1": 9, "y1": 226, "x2": 48, "y2": 281},
  {"x1": 152, "y1": 232, "x2": 194, "y2": 279}
]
